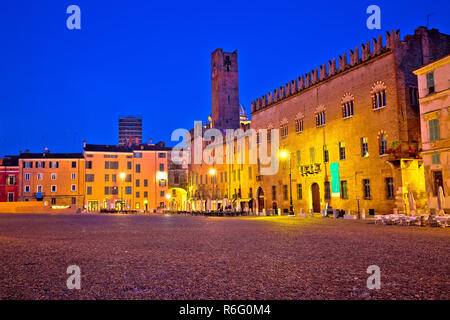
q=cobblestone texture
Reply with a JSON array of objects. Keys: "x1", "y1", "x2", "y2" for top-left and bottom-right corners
[{"x1": 0, "y1": 214, "x2": 448, "y2": 300}]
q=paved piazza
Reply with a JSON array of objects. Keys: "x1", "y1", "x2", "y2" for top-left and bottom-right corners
[{"x1": 0, "y1": 213, "x2": 448, "y2": 300}]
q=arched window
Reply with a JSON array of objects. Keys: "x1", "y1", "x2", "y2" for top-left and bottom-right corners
[
  {"x1": 371, "y1": 81, "x2": 387, "y2": 110},
  {"x1": 341, "y1": 93, "x2": 355, "y2": 118},
  {"x1": 379, "y1": 133, "x2": 387, "y2": 155}
]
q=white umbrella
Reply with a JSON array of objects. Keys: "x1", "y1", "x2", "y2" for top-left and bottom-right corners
[
  {"x1": 408, "y1": 189, "x2": 416, "y2": 215},
  {"x1": 437, "y1": 186, "x2": 445, "y2": 215}
]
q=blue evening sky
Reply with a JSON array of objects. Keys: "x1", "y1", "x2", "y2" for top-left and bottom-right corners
[{"x1": 0, "y1": 0, "x2": 449, "y2": 155}]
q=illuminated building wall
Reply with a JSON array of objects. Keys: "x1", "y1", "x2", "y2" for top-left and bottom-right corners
[
  {"x1": 0, "y1": 156, "x2": 19, "y2": 202},
  {"x1": 249, "y1": 27, "x2": 449, "y2": 214},
  {"x1": 18, "y1": 153, "x2": 85, "y2": 207},
  {"x1": 414, "y1": 54, "x2": 450, "y2": 213},
  {"x1": 83, "y1": 142, "x2": 170, "y2": 212}
]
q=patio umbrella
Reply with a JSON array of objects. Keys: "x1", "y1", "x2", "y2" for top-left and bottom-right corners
[
  {"x1": 437, "y1": 186, "x2": 445, "y2": 215},
  {"x1": 408, "y1": 189, "x2": 416, "y2": 215}
]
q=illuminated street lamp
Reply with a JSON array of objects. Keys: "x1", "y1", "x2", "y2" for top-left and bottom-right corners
[
  {"x1": 120, "y1": 172, "x2": 126, "y2": 212},
  {"x1": 280, "y1": 150, "x2": 294, "y2": 215}
]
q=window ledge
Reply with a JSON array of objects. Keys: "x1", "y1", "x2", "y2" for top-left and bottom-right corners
[
  {"x1": 343, "y1": 115, "x2": 354, "y2": 120},
  {"x1": 373, "y1": 106, "x2": 387, "y2": 111}
]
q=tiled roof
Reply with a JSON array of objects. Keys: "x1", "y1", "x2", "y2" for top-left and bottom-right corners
[{"x1": 18, "y1": 153, "x2": 84, "y2": 159}]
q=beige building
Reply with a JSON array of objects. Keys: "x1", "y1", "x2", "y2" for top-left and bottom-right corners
[{"x1": 414, "y1": 54, "x2": 450, "y2": 214}]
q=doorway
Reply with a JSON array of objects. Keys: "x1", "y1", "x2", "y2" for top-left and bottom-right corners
[
  {"x1": 311, "y1": 183, "x2": 321, "y2": 213},
  {"x1": 257, "y1": 187, "x2": 265, "y2": 212}
]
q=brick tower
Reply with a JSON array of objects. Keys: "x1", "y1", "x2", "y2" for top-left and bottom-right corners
[{"x1": 211, "y1": 49, "x2": 240, "y2": 131}]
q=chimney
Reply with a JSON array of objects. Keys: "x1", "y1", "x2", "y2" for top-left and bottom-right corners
[{"x1": 83, "y1": 140, "x2": 86, "y2": 148}]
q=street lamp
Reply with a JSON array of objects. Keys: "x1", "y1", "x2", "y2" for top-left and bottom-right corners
[
  {"x1": 119, "y1": 172, "x2": 126, "y2": 212},
  {"x1": 280, "y1": 150, "x2": 294, "y2": 215},
  {"x1": 166, "y1": 193, "x2": 172, "y2": 211},
  {"x1": 209, "y1": 168, "x2": 216, "y2": 211}
]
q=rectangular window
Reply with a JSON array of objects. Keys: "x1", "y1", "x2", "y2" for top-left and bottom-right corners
[
  {"x1": 125, "y1": 174, "x2": 132, "y2": 183},
  {"x1": 159, "y1": 179, "x2": 166, "y2": 187},
  {"x1": 71, "y1": 184, "x2": 76, "y2": 192},
  {"x1": 426, "y1": 72, "x2": 435, "y2": 93},
  {"x1": 160, "y1": 190, "x2": 165, "y2": 197},
  {"x1": 385, "y1": 178, "x2": 394, "y2": 199},
  {"x1": 281, "y1": 124, "x2": 288, "y2": 138},
  {"x1": 159, "y1": 163, "x2": 164, "y2": 171},
  {"x1": 310, "y1": 148, "x2": 315, "y2": 164},
  {"x1": 25, "y1": 185, "x2": 30, "y2": 193},
  {"x1": 37, "y1": 173, "x2": 43, "y2": 181},
  {"x1": 324, "y1": 182, "x2": 331, "y2": 200},
  {"x1": 7, "y1": 192, "x2": 14, "y2": 202},
  {"x1": 87, "y1": 186, "x2": 92, "y2": 195},
  {"x1": 136, "y1": 192, "x2": 140, "y2": 198},
  {"x1": 104, "y1": 186, "x2": 110, "y2": 195},
  {"x1": 431, "y1": 153, "x2": 441, "y2": 165},
  {"x1": 72, "y1": 161, "x2": 77, "y2": 168},
  {"x1": 323, "y1": 146, "x2": 329, "y2": 163},
  {"x1": 7, "y1": 175, "x2": 16, "y2": 185},
  {"x1": 136, "y1": 164, "x2": 141, "y2": 173},
  {"x1": 224, "y1": 172, "x2": 227, "y2": 183},
  {"x1": 363, "y1": 179, "x2": 371, "y2": 199},
  {"x1": 283, "y1": 185, "x2": 288, "y2": 200},
  {"x1": 25, "y1": 173, "x2": 30, "y2": 181},
  {"x1": 134, "y1": 152, "x2": 142, "y2": 158},
  {"x1": 220, "y1": 172, "x2": 223, "y2": 183},
  {"x1": 51, "y1": 198, "x2": 56, "y2": 205},
  {"x1": 112, "y1": 174, "x2": 116, "y2": 183},
  {"x1": 339, "y1": 142, "x2": 346, "y2": 160},
  {"x1": 144, "y1": 179, "x2": 148, "y2": 187},
  {"x1": 272, "y1": 186, "x2": 276, "y2": 200},
  {"x1": 296, "y1": 151, "x2": 301, "y2": 167},
  {"x1": 51, "y1": 185, "x2": 57, "y2": 193},
  {"x1": 37, "y1": 185, "x2": 42, "y2": 193},
  {"x1": 86, "y1": 161, "x2": 92, "y2": 169},
  {"x1": 49, "y1": 161, "x2": 59, "y2": 169},
  {"x1": 340, "y1": 181, "x2": 348, "y2": 199},
  {"x1": 51, "y1": 173, "x2": 57, "y2": 180},
  {"x1": 72, "y1": 197, "x2": 76, "y2": 205},
  {"x1": 296, "y1": 184, "x2": 302, "y2": 200},
  {"x1": 71, "y1": 173, "x2": 76, "y2": 180},
  {"x1": 361, "y1": 137, "x2": 369, "y2": 157},
  {"x1": 105, "y1": 174, "x2": 109, "y2": 182},
  {"x1": 125, "y1": 187, "x2": 131, "y2": 195},
  {"x1": 429, "y1": 119, "x2": 440, "y2": 141},
  {"x1": 158, "y1": 153, "x2": 166, "y2": 158},
  {"x1": 136, "y1": 179, "x2": 140, "y2": 187},
  {"x1": 85, "y1": 174, "x2": 95, "y2": 182},
  {"x1": 379, "y1": 134, "x2": 387, "y2": 155},
  {"x1": 127, "y1": 162, "x2": 132, "y2": 170},
  {"x1": 144, "y1": 191, "x2": 148, "y2": 198}
]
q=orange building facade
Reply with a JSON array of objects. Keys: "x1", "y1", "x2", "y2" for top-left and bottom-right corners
[
  {"x1": 83, "y1": 142, "x2": 170, "y2": 212},
  {"x1": 18, "y1": 153, "x2": 86, "y2": 208}
]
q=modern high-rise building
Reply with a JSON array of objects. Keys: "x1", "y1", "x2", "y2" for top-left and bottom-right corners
[{"x1": 118, "y1": 116, "x2": 142, "y2": 146}]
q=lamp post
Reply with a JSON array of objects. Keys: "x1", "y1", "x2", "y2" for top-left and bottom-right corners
[
  {"x1": 280, "y1": 150, "x2": 294, "y2": 215},
  {"x1": 209, "y1": 168, "x2": 216, "y2": 211},
  {"x1": 166, "y1": 193, "x2": 172, "y2": 211},
  {"x1": 119, "y1": 172, "x2": 126, "y2": 212}
]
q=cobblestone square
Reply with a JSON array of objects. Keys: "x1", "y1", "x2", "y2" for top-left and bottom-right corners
[{"x1": 0, "y1": 214, "x2": 448, "y2": 299}]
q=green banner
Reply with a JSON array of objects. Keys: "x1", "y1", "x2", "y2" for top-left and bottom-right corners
[{"x1": 330, "y1": 163, "x2": 340, "y2": 197}]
